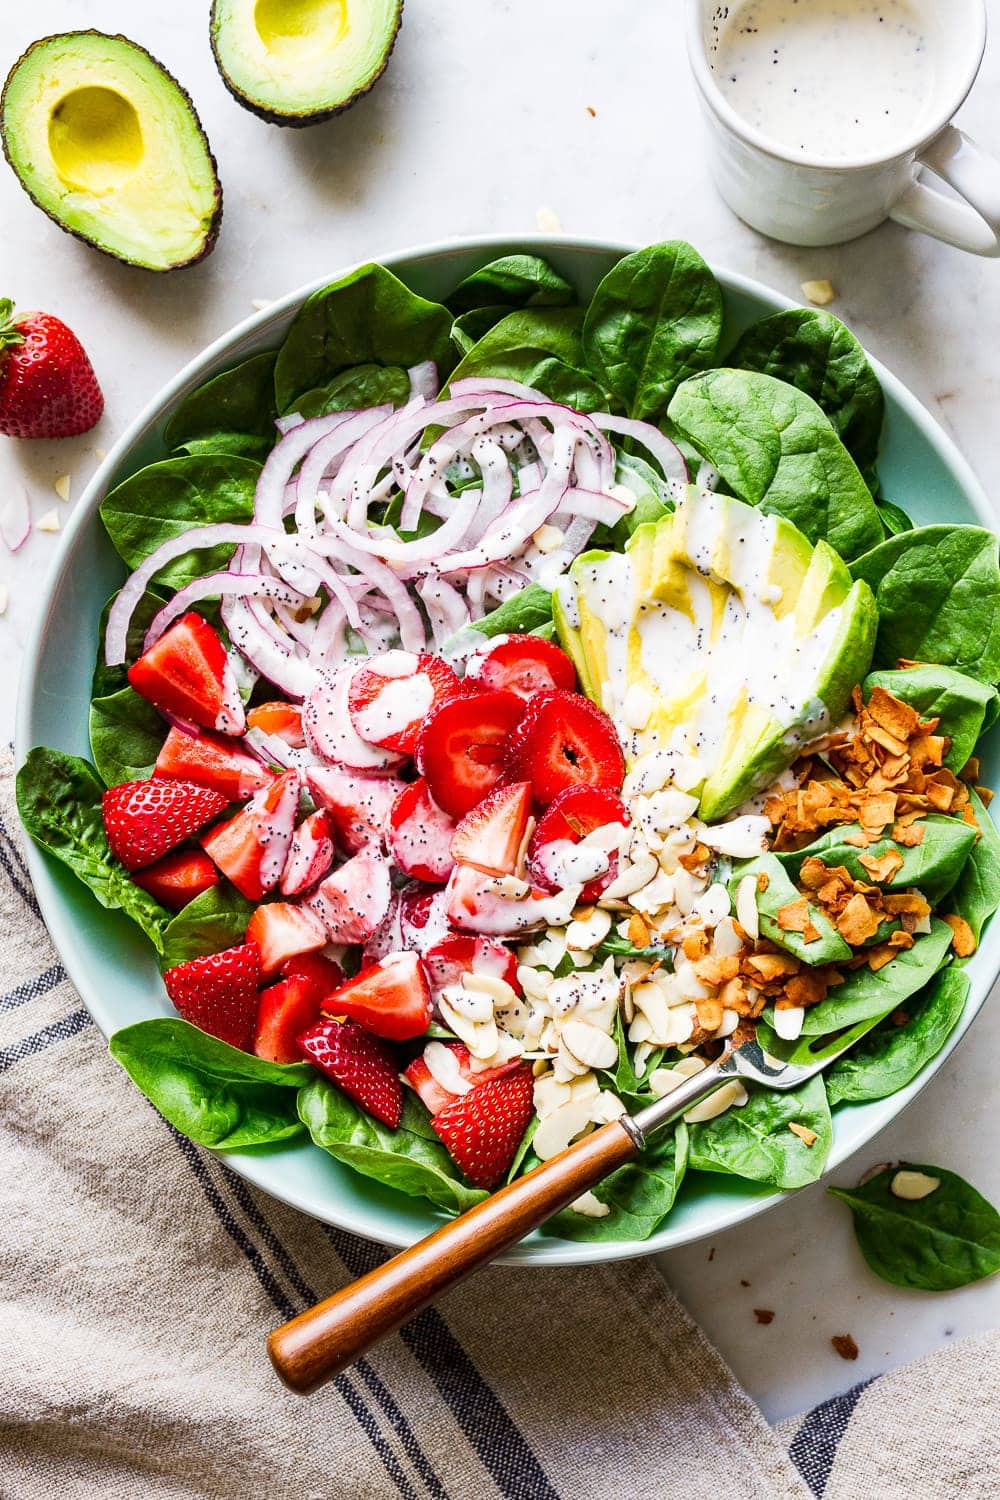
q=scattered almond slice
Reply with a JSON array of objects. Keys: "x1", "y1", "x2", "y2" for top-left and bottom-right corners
[
  {"x1": 788, "y1": 1121, "x2": 818, "y2": 1147},
  {"x1": 54, "y1": 474, "x2": 71, "y2": 502},
  {"x1": 536, "y1": 206, "x2": 562, "y2": 232},
  {"x1": 0, "y1": 583, "x2": 8, "y2": 616},
  {"x1": 251, "y1": 297, "x2": 274, "y2": 312},
  {"x1": 890, "y1": 1169, "x2": 940, "y2": 1201},
  {"x1": 801, "y1": 278, "x2": 835, "y2": 306},
  {"x1": 37, "y1": 509, "x2": 61, "y2": 533}
]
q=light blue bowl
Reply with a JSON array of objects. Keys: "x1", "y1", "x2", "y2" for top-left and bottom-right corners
[{"x1": 16, "y1": 236, "x2": 1000, "y2": 1264}]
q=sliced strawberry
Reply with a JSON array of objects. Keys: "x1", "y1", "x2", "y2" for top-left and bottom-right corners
[
  {"x1": 246, "y1": 900, "x2": 327, "y2": 979},
  {"x1": 298, "y1": 1016, "x2": 402, "y2": 1127},
  {"x1": 281, "y1": 950, "x2": 345, "y2": 996},
  {"x1": 403, "y1": 1040, "x2": 521, "y2": 1115},
  {"x1": 163, "y1": 940, "x2": 260, "y2": 1052},
  {"x1": 431, "y1": 1063, "x2": 535, "y2": 1188},
  {"x1": 247, "y1": 701, "x2": 305, "y2": 747},
  {"x1": 467, "y1": 634, "x2": 576, "y2": 700},
  {"x1": 307, "y1": 766, "x2": 406, "y2": 854},
  {"x1": 128, "y1": 612, "x2": 245, "y2": 736},
  {"x1": 348, "y1": 650, "x2": 462, "y2": 754},
  {"x1": 102, "y1": 778, "x2": 228, "y2": 872},
  {"x1": 399, "y1": 883, "x2": 455, "y2": 953},
  {"x1": 304, "y1": 844, "x2": 392, "y2": 943},
  {"x1": 131, "y1": 849, "x2": 220, "y2": 911},
  {"x1": 201, "y1": 770, "x2": 300, "y2": 901},
  {"x1": 280, "y1": 809, "x2": 336, "y2": 896},
  {"x1": 387, "y1": 779, "x2": 456, "y2": 884},
  {"x1": 503, "y1": 689, "x2": 625, "y2": 805},
  {"x1": 321, "y1": 951, "x2": 432, "y2": 1042},
  {"x1": 450, "y1": 781, "x2": 533, "y2": 878},
  {"x1": 254, "y1": 974, "x2": 324, "y2": 1064},
  {"x1": 154, "y1": 726, "x2": 274, "y2": 801},
  {"x1": 303, "y1": 667, "x2": 406, "y2": 773},
  {"x1": 528, "y1": 784, "x2": 630, "y2": 901},
  {"x1": 416, "y1": 690, "x2": 524, "y2": 820},
  {"x1": 444, "y1": 864, "x2": 551, "y2": 937},
  {"x1": 422, "y1": 934, "x2": 521, "y2": 1006}
]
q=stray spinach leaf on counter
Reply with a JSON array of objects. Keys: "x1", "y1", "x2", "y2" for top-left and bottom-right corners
[
  {"x1": 826, "y1": 968, "x2": 970, "y2": 1106},
  {"x1": 850, "y1": 525, "x2": 1000, "y2": 684},
  {"x1": 775, "y1": 816, "x2": 978, "y2": 909},
  {"x1": 449, "y1": 307, "x2": 608, "y2": 412},
  {"x1": 160, "y1": 885, "x2": 253, "y2": 971},
  {"x1": 110, "y1": 1019, "x2": 310, "y2": 1150},
  {"x1": 687, "y1": 1074, "x2": 832, "y2": 1190},
  {"x1": 830, "y1": 1164, "x2": 1000, "y2": 1290},
  {"x1": 89, "y1": 687, "x2": 165, "y2": 787},
  {"x1": 542, "y1": 1125, "x2": 689, "y2": 1243},
  {"x1": 446, "y1": 254, "x2": 575, "y2": 314},
  {"x1": 951, "y1": 788, "x2": 1000, "y2": 949},
  {"x1": 16, "y1": 748, "x2": 170, "y2": 952},
  {"x1": 667, "y1": 368, "x2": 884, "y2": 562},
  {"x1": 163, "y1": 351, "x2": 279, "y2": 461},
  {"x1": 863, "y1": 665, "x2": 998, "y2": 772}
]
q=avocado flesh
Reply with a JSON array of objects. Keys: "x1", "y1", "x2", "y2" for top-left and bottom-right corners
[
  {"x1": 211, "y1": 0, "x2": 403, "y2": 125},
  {"x1": 555, "y1": 487, "x2": 877, "y2": 822},
  {"x1": 1, "y1": 32, "x2": 221, "y2": 272}
]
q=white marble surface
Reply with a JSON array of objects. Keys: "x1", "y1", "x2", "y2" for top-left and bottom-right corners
[{"x1": 2, "y1": 0, "x2": 999, "y2": 1427}]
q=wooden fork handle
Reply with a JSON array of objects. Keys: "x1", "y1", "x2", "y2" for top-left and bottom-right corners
[{"x1": 267, "y1": 1118, "x2": 639, "y2": 1394}]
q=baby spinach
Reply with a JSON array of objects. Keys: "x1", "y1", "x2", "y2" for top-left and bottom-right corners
[
  {"x1": 730, "y1": 853, "x2": 850, "y2": 966},
  {"x1": 830, "y1": 1164, "x2": 1000, "y2": 1290},
  {"x1": 951, "y1": 788, "x2": 1000, "y2": 948},
  {"x1": 110, "y1": 1018, "x2": 310, "y2": 1150},
  {"x1": 298, "y1": 1076, "x2": 487, "y2": 1215},
  {"x1": 469, "y1": 583, "x2": 553, "y2": 639},
  {"x1": 16, "y1": 747, "x2": 170, "y2": 952},
  {"x1": 729, "y1": 308, "x2": 884, "y2": 489},
  {"x1": 293, "y1": 362, "x2": 411, "y2": 419},
  {"x1": 99, "y1": 455, "x2": 260, "y2": 590},
  {"x1": 597, "y1": 1011, "x2": 665, "y2": 1108},
  {"x1": 826, "y1": 968, "x2": 970, "y2": 1106},
  {"x1": 582, "y1": 241, "x2": 724, "y2": 421},
  {"x1": 163, "y1": 351, "x2": 279, "y2": 462},
  {"x1": 448, "y1": 307, "x2": 607, "y2": 412},
  {"x1": 776, "y1": 815, "x2": 978, "y2": 908},
  {"x1": 876, "y1": 498, "x2": 913, "y2": 536},
  {"x1": 667, "y1": 368, "x2": 884, "y2": 561},
  {"x1": 91, "y1": 589, "x2": 167, "y2": 699},
  {"x1": 850, "y1": 526, "x2": 1000, "y2": 684},
  {"x1": 447, "y1": 254, "x2": 575, "y2": 313},
  {"x1": 863, "y1": 665, "x2": 997, "y2": 772},
  {"x1": 274, "y1": 263, "x2": 455, "y2": 414},
  {"x1": 89, "y1": 687, "x2": 165, "y2": 787},
  {"x1": 687, "y1": 1074, "x2": 832, "y2": 1190},
  {"x1": 541, "y1": 1125, "x2": 688, "y2": 1243},
  {"x1": 160, "y1": 884, "x2": 253, "y2": 971},
  {"x1": 451, "y1": 307, "x2": 510, "y2": 355},
  {"x1": 795, "y1": 919, "x2": 954, "y2": 1036}
]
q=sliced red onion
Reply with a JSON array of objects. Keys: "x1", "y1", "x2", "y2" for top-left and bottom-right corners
[
  {"x1": 590, "y1": 412, "x2": 688, "y2": 482},
  {"x1": 144, "y1": 571, "x2": 309, "y2": 650},
  {"x1": 221, "y1": 596, "x2": 319, "y2": 699},
  {"x1": 1, "y1": 489, "x2": 30, "y2": 553},
  {"x1": 275, "y1": 413, "x2": 305, "y2": 435},
  {"x1": 294, "y1": 407, "x2": 391, "y2": 535},
  {"x1": 407, "y1": 361, "x2": 439, "y2": 401},
  {"x1": 244, "y1": 725, "x2": 315, "y2": 772},
  {"x1": 417, "y1": 575, "x2": 470, "y2": 647},
  {"x1": 255, "y1": 411, "x2": 352, "y2": 529}
]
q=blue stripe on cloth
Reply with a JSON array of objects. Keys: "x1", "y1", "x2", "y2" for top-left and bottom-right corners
[
  {"x1": 0, "y1": 1006, "x2": 90, "y2": 1072},
  {"x1": 0, "y1": 822, "x2": 42, "y2": 918},
  {"x1": 788, "y1": 1376, "x2": 877, "y2": 1496},
  {"x1": 0, "y1": 963, "x2": 66, "y2": 1014}
]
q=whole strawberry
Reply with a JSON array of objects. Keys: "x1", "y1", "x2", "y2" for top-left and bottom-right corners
[{"x1": 0, "y1": 299, "x2": 104, "y2": 438}]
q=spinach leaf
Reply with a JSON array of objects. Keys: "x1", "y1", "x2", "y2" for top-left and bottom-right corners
[
  {"x1": 951, "y1": 788, "x2": 1000, "y2": 948},
  {"x1": 876, "y1": 498, "x2": 913, "y2": 536},
  {"x1": 447, "y1": 255, "x2": 575, "y2": 313},
  {"x1": 687, "y1": 1074, "x2": 832, "y2": 1189},
  {"x1": 794, "y1": 919, "x2": 954, "y2": 1035},
  {"x1": 298, "y1": 1076, "x2": 488, "y2": 1214},
  {"x1": 830, "y1": 1164, "x2": 1000, "y2": 1290},
  {"x1": 506, "y1": 1116, "x2": 539, "y2": 1183},
  {"x1": 863, "y1": 665, "x2": 997, "y2": 771},
  {"x1": 729, "y1": 854, "x2": 850, "y2": 966},
  {"x1": 91, "y1": 589, "x2": 167, "y2": 699},
  {"x1": 596, "y1": 935, "x2": 675, "y2": 967},
  {"x1": 729, "y1": 308, "x2": 884, "y2": 487},
  {"x1": 667, "y1": 368, "x2": 884, "y2": 561},
  {"x1": 293, "y1": 363, "x2": 411, "y2": 419},
  {"x1": 89, "y1": 687, "x2": 165, "y2": 787},
  {"x1": 160, "y1": 884, "x2": 253, "y2": 971},
  {"x1": 274, "y1": 263, "x2": 455, "y2": 414},
  {"x1": 469, "y1": 583, "x2": 553, "y2": 639},
  {"x1": 16, "y1": 748, "x2": 170, "y2": 952},
  {"x1": 598, "y1": 1010, "x2": 664, "y2": 1106},
  {"x1": 775, "y1": 816, "x2": 978, "y2": 908},
  {"x1": 110, "y1": 1018, "x2": 310, "y2": 1150},
  {"x1": 448, "y1": 307, "x2": 607, "y2": 411},
  {"x1": 826, "y1": 968, "x2": 970, "y2": 1106},
  {"x1": 850, "y1": 526, "x2": 1000, "y2": 683},
  {"x1": 99, "y1": 455, "x2": 259, "y2": 590},
  {"x1": 582, "y1": 241, "x2": 724, "y2": 421},
  {"x1": 542, "y1": 1125, "x2": 688, "y2": 1242},
  {"x1": 591, "y1": 452, "x2": 675, "y2": 550},
  {"x1": 163, "y1": 351, "x2": 279, "y2": 462},
  {"x1": 451, "y1": 307, "x2": 514, "y2": 354}
]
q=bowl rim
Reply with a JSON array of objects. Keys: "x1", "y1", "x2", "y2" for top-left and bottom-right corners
[{"x1": 15, "y1": 231, "x2": 1000, "y2": 1266}]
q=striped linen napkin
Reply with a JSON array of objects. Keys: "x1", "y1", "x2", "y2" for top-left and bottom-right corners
[{"x1": 1, "y1": 749, "x2": 996, "y2": 1499}]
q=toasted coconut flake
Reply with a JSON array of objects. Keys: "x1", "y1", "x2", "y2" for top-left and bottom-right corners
[
  {"x1": 776, "y1": 897, "x2": 812, "y2": 934},
  {"x1": 943, "y1": 913, "x2": 976, "y2": 957},
  {"x1": 859, "y1": 848, "x2": 904, "y2": 884},
  {"x1": 628, "y1": 912, "x2": 650, "y2": 948},
  {"x1": 836, "y1": 893, "x2": 881, "y2": 945},
  {"x1": 788, "y1": 1121, "x2": 818, "y2": 1147},
  {"x1": 832, "y1": 1334, "x2": 859, "y2": 1361}
]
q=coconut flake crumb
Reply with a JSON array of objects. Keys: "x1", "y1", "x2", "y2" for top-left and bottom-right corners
[
  {"x1": 37, "y1": 509, "x2": 61, "y2": 533},
  {"x1": 536, "y1": 206, "x2": 563, "y2": 233},
  {"x1": 54, "y1": 475, "x2": 72, "y2": 503},
  {"x1": 831, "y1": 1333, "x2": 859, "y2": 1361},
  {"x1": 801, "y1": 279, "x2": 835, "y2": 306}
]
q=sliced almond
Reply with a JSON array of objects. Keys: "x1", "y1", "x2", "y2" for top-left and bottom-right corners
[{"x1": 890, "y1": 1169, "x2": 940, "y2": 1201}]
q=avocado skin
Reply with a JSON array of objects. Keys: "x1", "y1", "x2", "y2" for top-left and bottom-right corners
[
  {"x1": 209, "y1": 0, "x2": 404, "y2": 128},
  {"x1": 0, "y1": 31, "x2": 223, "y2": 272}
]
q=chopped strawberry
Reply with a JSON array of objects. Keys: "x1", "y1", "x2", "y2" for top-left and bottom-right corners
[
  {"x1": 246, "y1": 900, "x2": 327, "y2": 979},
  {"x1": 303, "y1": 667, "x2": 406, "y2": 772},
  {"x1": 398, "y1": 884, "x2": 454, "y2": 953},
  {"x1": 348, "y1": 650, "x2": 462, "y2": 754},
  {"x1": 102, "y1": 778, "x2": 228, "y2": 872},
  {"x1": 304, "y1": 844, "x2": 392, "y2": 943},
  {"x1": 528, "y1": 784, "x2": 630, "y2": 901},
  {"x1": 128, "y1": 612, "x2": 245, "y2": 736},
  {"x1": 201, "y1": 770, "x2": 300, "y2": 901},
  {"x1": 321, "y1": 951, "x2": 432, "y2": 1042},
  {"x1": 280, "y1": 809, "x2": 336, "y2": 896},
  {"x1": 467, "y1": 634, "x2": 576, "y2": 700},
  {"x1": 247, "y1": 701, "x2": 305, "y2": 747},
  {"x1": 503, "y1": 689, "x2": 624, "y2": 805},
  {"x1": 444, "y1": 864, "x2": 551, "y2": 937},
  {"x1": 306, "y1": 766, "x2": 406, "y2": 854},
  {"x1": 450, "y1": 781, "x2": 533, "y2": 878},
  {"x1": 431, "y1": 1063, "x2": 535, "y2": 1187},
  {"x1": 254, "y1": 973, "x2": 325, "y2": 1064},
  {"x1": 163, "y1": 941, "x2": 261, "y2": 1052},
  {"x1": 387, "y1": 778, "x2": 456, "y2": 884},
  {"x1": 298, "y1": 1016, "x2": 403, "y2": 1127},
  {"x1": 416, "y1": 689, "x2": 524, "y2": 820},
  {"x1": 131, "y1": 849, "x2": 220, "y2": 910},
  {"x1": 422, "y1": 934, "x2": 521, "y2": 1006},
  {"x1": 154, "y1": 726, "x2": 274, "y2": 801},
  {"x1": 403, "y1": 1040, "x2": 521, "y2": 1115},
  {"x1": 281, "y1": 950, "x2": 345, "y2": 995}
]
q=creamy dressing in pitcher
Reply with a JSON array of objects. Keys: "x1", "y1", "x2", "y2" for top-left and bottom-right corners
[{"x1": 712, "y1": 0, "x2": 939, "y2": 161}]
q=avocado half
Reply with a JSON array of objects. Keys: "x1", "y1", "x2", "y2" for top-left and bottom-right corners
[
  {"x1": 1, "y1": 32, "x2": 222, "y2": 273},
  {"x1": 210, "y1": 0, "x2": 403, "y2": 126}
]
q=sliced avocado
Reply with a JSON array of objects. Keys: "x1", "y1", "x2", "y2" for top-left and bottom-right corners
[
  {"x1": 211, "y1": 0, "x2": 403, "y2": 126},
  {"x1": 1, "y1": 32, "x2": 221, "y2": 272},
  {"x1": 555, "y1": 486, "x2": 878, "y2": 821}
]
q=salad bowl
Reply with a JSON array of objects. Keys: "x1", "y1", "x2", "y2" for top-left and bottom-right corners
[{"x1": 16, "y1": 235, "x2": 1000, "y2": 1265}]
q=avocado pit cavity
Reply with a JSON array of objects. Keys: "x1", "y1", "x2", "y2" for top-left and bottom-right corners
[
  {"x1": 48, "y1": 87, "x2": 144, "y2": 195},
  {"x1": 254, "y1": 0, "x2": 348, "y2": 57}
]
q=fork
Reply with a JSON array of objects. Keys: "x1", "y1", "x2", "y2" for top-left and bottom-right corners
[{"x1": 267, "y1": 1025, "x2": 864, "y2": 1394}]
